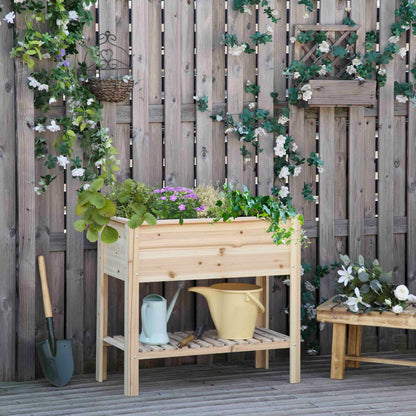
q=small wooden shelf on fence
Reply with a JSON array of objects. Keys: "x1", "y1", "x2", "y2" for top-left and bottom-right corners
[
  {"x1": 103, "y1": 328, "x2": 290, "y2": 359},
  {"x1": 96, "y1": 216, "x2": 302, "y2": 396}
]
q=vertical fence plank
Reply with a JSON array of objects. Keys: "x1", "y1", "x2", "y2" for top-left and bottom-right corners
[
  {"x1": 132, "y1": 0, "x2": 149, "y2": 183},
  {"x1": 274, "y1": 0, "x2": 287, "y2": 99},
  {"x1": 408, "y1": 6, "x2": 416, "y2": 351},
  {"x1": 165, "y1": 0, "x2": 185, "y2": 187},
  {"x1": 0, "y1": 1, "x2": 16, "y2": 380},
  {"x1": 258, "y1": 1, "x2": 275, "y2": 196},
  {"x1": 226, "y1": 6, "x2": 244, "y2": 188},
  {"x1": 378, "y1": 0, "x2": 396, "y2": 352},
  {"x1": 196, "y1": 0, "x2": 213, "y2": 184},
  {"x1": 16, "y1": 58, "x2": 36, "y2": 380}
]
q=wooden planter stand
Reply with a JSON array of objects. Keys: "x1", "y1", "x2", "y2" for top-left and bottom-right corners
[
  {"x1": 96, "y1": 216, "x2": 302, "y2": 396},
  {"x1": 317, "y1": 298, "x2": 416, "y2": 379}
]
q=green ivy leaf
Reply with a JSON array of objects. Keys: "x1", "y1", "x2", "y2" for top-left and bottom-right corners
[
  {"x1": 100, "y1": 225, "x2": 118, "y2": 244},
  {"x1": 86, "y1": 228, "x2": 99, "y2": 243},
  {"x1": 127, "y1": 214, "x2": 144, "y2": 229},
  {"x1": 144, "y1": 212, "x2": 157, "y2": 226},
  {"x1": 73, "y1": 219, "x2": 86, "y2": 232}
]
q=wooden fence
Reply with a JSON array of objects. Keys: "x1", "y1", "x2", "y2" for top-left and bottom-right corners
[{"x1": 1, "y1": 0, "x2": 416, "y2": 381}]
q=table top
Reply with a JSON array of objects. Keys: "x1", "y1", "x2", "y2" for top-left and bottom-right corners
[{"x1": 317, "y1": 298, "x2": 416, "y2": 330}]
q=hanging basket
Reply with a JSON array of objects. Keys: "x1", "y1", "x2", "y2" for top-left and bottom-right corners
[{"x1": 88, "y1": 79, "x2": 134, "y2": 103}]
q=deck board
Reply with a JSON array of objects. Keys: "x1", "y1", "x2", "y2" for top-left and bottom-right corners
[{"x1": 1, "y1": 353, "x2": 416, "y2": 415}]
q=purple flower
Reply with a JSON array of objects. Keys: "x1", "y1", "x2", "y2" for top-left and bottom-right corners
[
  {"x1": 153, "y1": 189, "x2": 160, "y2": 194},
  {"x1": 178, "y1": 204, "x2": 186, "y2": 211},
  {"x1": 166, "y1": 186, "x2": 174, "y2": 192},
  {"x1": 60, "y1": 49, "x2": 66, "y2": 57},
  {"x1": 170, "y1": 195, "x2": 177, "y2": 201},
  {"x1": 160, "y1": 196, "x2": 167, "y2": 200},
  {"x1": 195, "y1": 207, "x2": 202, "y2": 212},
  {"x1": 200, "y1": 205, "x2": 205, "y2": 210}
]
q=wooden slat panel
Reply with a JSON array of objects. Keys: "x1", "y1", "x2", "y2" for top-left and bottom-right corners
[
  {"x1": 408, "y1": 4, "x2": 416, "y2": 351},
  {"x1": 132, "y1": 0, "x2": 150, "y2": 183},
  {"x1": 196, "y1": 0, "x2": 213, "y2": 184},
  {"x1": 0, "y1": 11, "x2": 16, "y2": 381},
  {"x1": 274, "y1": 0, "x2": 287, "y2": 98},
  {"x1": 226, "y1": 6, "x2": 244, "y2": 188},
  {"x1": 258, "y1": 1, "x2": 275, "y2": 195},
  {"x1": 378, "y1": 0, "x2": 396, "y2": 352}
]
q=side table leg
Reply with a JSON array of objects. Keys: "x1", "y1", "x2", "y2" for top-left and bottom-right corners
[
  {"x1": 330, "y1": 323, "x2": 347, "y2": 380},
  {"x1": 124, "y1": 273, "x2": 140, "y2": 396},
  {"x1": 255, "y1": 276, "x2": 269, "y2": 369},
  {"x1": 346, "y1": 325, "x2": 362, "y2": 368}
]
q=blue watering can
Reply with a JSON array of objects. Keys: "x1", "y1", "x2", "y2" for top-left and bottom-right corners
[{"x1": 139, "y1": 282, "x2": 185, "y2": 345}]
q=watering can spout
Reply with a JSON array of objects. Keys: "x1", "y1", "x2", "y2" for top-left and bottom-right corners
[
  {"x1": 188, "y1": 286, "x2": 215, "y2": 301},
  {"x1": 166, "y1": 282, "x2": 185, "y2": 322}
]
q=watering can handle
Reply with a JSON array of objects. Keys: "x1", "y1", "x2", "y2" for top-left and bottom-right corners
[
  {"x1": 246, "y1": 293, "x2": 265, "y2": 314},
  {"x1": 141, "y1": 303, "x2": 150, "y2": 339}
]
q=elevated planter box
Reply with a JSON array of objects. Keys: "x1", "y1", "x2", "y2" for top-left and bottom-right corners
[
  {"x1": 96, "y1": 216, "x2": 302, "y2": 396},
  {"x1": 308, "y1": 80, "x2": 377, "y2": 107}
]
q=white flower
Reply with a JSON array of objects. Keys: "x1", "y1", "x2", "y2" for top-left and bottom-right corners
[
  {"x1": 274, "y1": 144, "x2": 286, "y2": 157},
  {"x1": 318, "y1": 41, "x2": 330, "y2": 54},
  {"x1": 305, "y1": 281, "x2": 315, "y2": 292},
  {"x1": 290, "y1": 36, "x2": 297, "y2": 44},
  {"x1": 278, "y1": 115, "x2": 289, "y2": 125},
  {"x1": 193, "y1": 95, "x2": 199, "y2": 100},
  {"x1": 352, "y1": 58, "x2": 362, "y2": 67},
  {"x1": 358, "y1": 267, "x2": 366, "y2": 274},
  {"x1": 56, "y1": 19, "x2": 64, "y2": 27},
  {"x1": 280, "y1": 186, "x2": 289, "y2": 198},
  {"x1": 41, "y1": 53, "x2": 51, "y2": 59},
  {"x1": 388, "y1": 35, "x2": 400, "y2": 44},
  {"x1": 228, "y1": 44, "x2": 246, "y2": 56},
  {"x1": 345, "y1": 7, "x2": 351, "y2": 12},
  {"x1": 83, "y1": 2, "x2": 92, "y2": 10},
  {"x1": 246, "y1": 79, "x2": 252, "y2": 86},
  {"x1": 271, "y1": 9, "x2": 279, "y2": 19},
  {"x1": 83, "y1": 183, "x2": 90, "y2": 190},
  {"x1": 71, "y1": 168, "x2": 85, "y2": 177},
  {"x1": 301, "y1": 266, "x2": 304, "y2": 276},
  {"x1": 318, "y1": 65, "x2": 328, "y2": 76},
  {"x1": 394, "y1": 284, "x2": 409, "y2": 301},
  {"x1": 46, "y1": 120, "x2": 61, "y2": 132},
  {"x1": 243, "y1": 5, "x2": 252, "y2": 15},
  {"x1": 225, "y1": 127, "x2": 235, "y2": 134},
  {"x1": 392, "y1": 305, "x2": 403, "y2": 314},
  {"x1": 255, "y1": 127, "x2": 266, "y2": 137},
  {"x1": 346, "y1": 65, "x2": 357, "y2": 75},
  {"x1": 279, "y1": 166, "x2": 290, "y2": 180},
  {"x1": 49, "y1": 97, "x2": 57, "y2": 104},
  {"x1": 4, "y1": 11, "x2": 16, "y2": 24},
  {"x1": 402, "y1": 25, "x2": 410, "y2": 31},
  {"x1": 275, "y1": 135, "x2": 286, "y2": 146},
  {"x1": 244, "y1": 157, "x2": 251, "y2": 163},
  {"x1": 303, "y1": 12, "x2": 310, "y2": 19},
  {"x1": 14, "y1": 0, "x2": 26, "y2": 3},
  {"x1": 345, "y1": 287, "x2": 370, "y2": 313},
  {"x1": 385, "y1": 298, "x2": 392, "y2": 307},
  {"x1": 318, "y1": 166, "x2": 324, "y2": 174},
  {"x1": 407, "y1": 294, "x2": 416, "y2": 303},
  {"x1": 87, "y1": 98, "x2": 94, "y2": 106},
  {"x1": 337, "y1": 265, "x2": 354, "y2": 287},
  {"x1": 34, "y1": 187, "x2": 42, "y2": 195},
  {"x1": 293, "y1": 72, "x2": 301, "y2": 79},
  {"x1": 378, "y1": 67, "x2": 386, "y2": 75},
  {"x1": 38, "y1": 84, "x2": 49, "y2": 91},
  {"x1": 294, "y1": 166, "x2": 302, "y2": 176},
  {"x1": 95, "y1": 159, "x2": 103, "y2": 168},
  {"x1": 282, "y1": 278, "x2": 290, "y2": 286},
  {"x1": 56, "y1": 155, "x2": 69, "y2": 167},
  {"x1": 266, "y1": 26, "x2": 273, "y2": 36},
  {"x1": 215, "y1": 114, "x2": 223, "y2": 122},
  {"x1": 28, "y1": 77, "x2": 41, "y2": 88},
  {"x1": 68, "y1": 10, "x2": 79, "y2": 20},
  {"x1": 396, "y1": 94, "x2": 409, "y2": 103},
  {"x1": 302, "y1": 89, "x2": 312, "y2": 101},
  {"x1": 33, "y1": 124, "x2": 45, "y2": 133},
  {"x1": 398, "y1": 47, "x2": 407, "y2": 59},
  {"x1": 248, "y1": 102, "x2": 256, "y2": 109}
]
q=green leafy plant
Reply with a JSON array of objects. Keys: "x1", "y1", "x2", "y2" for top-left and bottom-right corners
[
  {"x1": 333, "y1": 255, "x2": 410, "y2": 314},
  {"x1": 214, "y1": 184, "x2": 302, "y2": 245},
  {"x1": 194, "y1": 95, "x2": 209, "y2": 112}
]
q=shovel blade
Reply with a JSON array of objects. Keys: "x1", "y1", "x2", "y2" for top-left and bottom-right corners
[{"x1": 36, "y1": 339, "x2": 74, "y2": 387}]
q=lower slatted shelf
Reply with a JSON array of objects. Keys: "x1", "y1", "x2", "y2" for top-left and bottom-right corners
[{"x1": 103, "y1": 328, "x2": 290, "y2": 359}]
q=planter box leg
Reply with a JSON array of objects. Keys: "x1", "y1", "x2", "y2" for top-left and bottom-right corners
[
  {"x1": 124, "y1": 273, "x2": 140, "y2": 396},
  {"x1": 255, "y1": 276, "x2": 269, "y2": 369},
  {"x1": 96, "y1": 239, "x2": 108, "y2": 382},
  {"x1": 346, "y1": 325, "x2": 362, "y2": 368},
  {"x1": 330, "y1": 323, "x2": 347, "y2": 380}
]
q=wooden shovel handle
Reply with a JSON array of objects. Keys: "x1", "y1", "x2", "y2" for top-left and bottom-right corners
[{"x1": 38, "y1": 256, "x2": 53, "y2": 318}]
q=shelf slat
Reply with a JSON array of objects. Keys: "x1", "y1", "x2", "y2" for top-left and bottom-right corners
[{"x1": 103, "y1": 328, "x2": 290, "y2": 360}]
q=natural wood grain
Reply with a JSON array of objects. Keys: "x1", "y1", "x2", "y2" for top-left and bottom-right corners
[
  {"x1": 346, "y1": 325, "x2": 362, "y2": 369},
  {"x1": 0, "y1": 6, "x2": 16, "y2": 381},
  {"x1": 255, "y1": 277, "x2": 270, "y2": 369},
  {"x1": 330, "y1": 323, "x2": 346, "y2": 379}
]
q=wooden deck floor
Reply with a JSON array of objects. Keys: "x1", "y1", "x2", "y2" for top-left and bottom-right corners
[{"x1": 1, "y1": 353, "x2": 416, "y2": 416}]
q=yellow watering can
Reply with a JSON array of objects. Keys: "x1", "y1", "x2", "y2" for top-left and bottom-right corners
[{"x1": 188, "y1": 283, "x2": 265, "y2": 340}]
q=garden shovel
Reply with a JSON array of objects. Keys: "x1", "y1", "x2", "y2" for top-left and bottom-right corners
[{"x1": 36, "y1": 255, "x2": 74, "y2": 387}]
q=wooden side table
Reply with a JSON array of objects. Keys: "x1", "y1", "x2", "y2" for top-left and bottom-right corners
[
  {"x1": 95, "y1": 216, "x2": 302, "y2": 396},
  {"x1": 317, "y1": 298, "x2": 416, "y2": 379}
]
